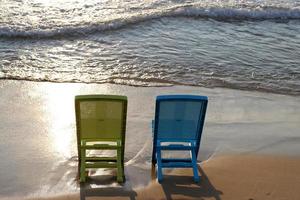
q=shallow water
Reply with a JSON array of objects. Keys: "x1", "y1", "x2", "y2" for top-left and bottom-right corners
[{"x1": 1, "y1": 0, "x2": 300, "y2": 95}]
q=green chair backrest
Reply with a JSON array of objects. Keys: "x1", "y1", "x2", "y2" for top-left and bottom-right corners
[{"x1": 75, "y1": 95, "x2": 127, "y2": 141}]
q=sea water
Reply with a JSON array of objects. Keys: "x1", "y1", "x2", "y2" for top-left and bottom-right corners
[{"x1": 0, "y1": 0, "x2": 300, "y2": 95}]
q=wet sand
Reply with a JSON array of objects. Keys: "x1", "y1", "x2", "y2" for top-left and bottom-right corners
[
  {"x1": 26, "y1": 155, "x2": 300, "y2": 200},
  {"x1": 0, "y1": 80, "x2": 300, "y2": 200}
]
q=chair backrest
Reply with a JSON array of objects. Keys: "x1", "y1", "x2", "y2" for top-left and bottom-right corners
[
  {"x1": 75, "y1": 95, "x2": 127, "y2": 141},
  {"x1": 154, "y1": 95, "x2": 208, "y2": 142}
]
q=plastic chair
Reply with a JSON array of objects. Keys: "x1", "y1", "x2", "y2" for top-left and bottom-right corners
[
  {"x1": 151, "y1": 95, "x2": 208, "y2": 182},
  {"x1": 75, "y1": 95, "x2": 127, "y2": 182}
]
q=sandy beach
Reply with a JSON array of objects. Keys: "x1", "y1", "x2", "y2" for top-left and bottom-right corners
[
  {"x1": 0, "y1": 80, "x2": 300, "y2": 200},
  {"x1": 25, "y1": 155, "x2": 300, "y2": 200}
]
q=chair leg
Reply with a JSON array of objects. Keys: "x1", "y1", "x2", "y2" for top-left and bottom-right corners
[
  {"x1": 151, "y1": 149, "x2": 157, "y2": 165},
  {"x1": 191, "y1": 148, "x2": 200, "y2": 183},
  {"x1": 80, "y1": 148, "x2": 86, "y2": 182},
  {"x1": 121, "y1": 162, "x2": 125, "y2": 182},
  {"x1": 121, "y1": 145, "x2": 126, "y2": 181},
  {"x1": 117, "y1": 148, "x2": 124, "y2": 183},
  {"x1": 156, "y1": 148, "x2": 163, "y2": 183}
]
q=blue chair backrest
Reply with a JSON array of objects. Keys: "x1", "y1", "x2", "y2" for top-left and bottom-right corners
[{"x1": 154, "y1": 95, "x2": 208, "y2": 141}]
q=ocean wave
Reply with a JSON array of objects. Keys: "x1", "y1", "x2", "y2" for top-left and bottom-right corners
[
  {"x1": 174, "y1": 6, "x2": 300, "y2": 20},
  {"x1": 1, "y1": 5, "x2": 300, "y2": 39}
]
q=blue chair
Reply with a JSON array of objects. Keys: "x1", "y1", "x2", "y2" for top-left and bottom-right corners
[{"x1": 151, "y1": 95, "x2": 208, "y2": 183}]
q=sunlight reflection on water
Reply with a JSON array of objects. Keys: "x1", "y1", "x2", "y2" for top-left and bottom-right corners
[
  {"x1": 40, "y1": 84, "x2": 80, "y2": 158},
  {"x1": 35, "y1": 83, "x2": 115, "y2": 158}
]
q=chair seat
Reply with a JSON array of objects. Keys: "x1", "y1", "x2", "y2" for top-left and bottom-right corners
[
  {"x1": 85, "y1": 156, "x2": 117, "y2": 162},
  {"x1": 81, "y1": 143, "x2": 121, "y2": 150},
  {"x1": 162, "y1": 162, "x2": 193, "y2": 168},
  {"x1": 81, "y1": 140, "x2": 121, "y2": 149},
  {"x1": 157, "y1": 144, "x2": 195, "y2": 150},
  {"x1": 161, "y1": 158, "x2": 192, "y2": 163},
  {"x1": 86, "y1": 162, "x2": 117, "y2": 168}
]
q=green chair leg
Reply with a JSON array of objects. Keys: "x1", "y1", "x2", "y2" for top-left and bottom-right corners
[
  {"x1": 117, "y1": 148, "x2": 124, "y2": 183},
  {"x1": 80, "y1": 147, "x2": 86, "y2": 182},
  {"x1": 121, "y1": 154, "x2": 125, "y2": 182}
]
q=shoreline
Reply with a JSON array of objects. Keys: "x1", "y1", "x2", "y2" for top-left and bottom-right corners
[
  {"x1": 1, "y1": 78, "x2": 299, "y2": 97},
  {"x1": 0, "y1": 79, "x2": 299, "y2": 199}
]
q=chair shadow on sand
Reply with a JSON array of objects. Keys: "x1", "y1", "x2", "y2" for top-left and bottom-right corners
[
  {"x1": 151, "y1": 164, "x2": 223, "y2": 200},
  {"x1": 78, "y1": 164, "x2": 221, "y2": 200},
  {"x1": 79, "y1": 174, "x2": 137, "y2": 200}
]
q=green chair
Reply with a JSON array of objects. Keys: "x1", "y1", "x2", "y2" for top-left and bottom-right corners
[{"x1": 75, "y1": 95, "x2": 127, "y2": 183}]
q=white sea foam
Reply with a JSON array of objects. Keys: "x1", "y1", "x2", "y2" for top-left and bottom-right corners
[{"x1": 1, "y1": 5, "x2": 300, "y2": 38}]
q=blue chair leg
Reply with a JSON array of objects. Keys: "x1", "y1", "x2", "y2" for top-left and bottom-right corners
[
  {"x1": 156, "y1": 148, "x2": 163, "y2": 183},
  {"x1": 191, "y1": 147, "x2": 200, "y2": 183}
]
